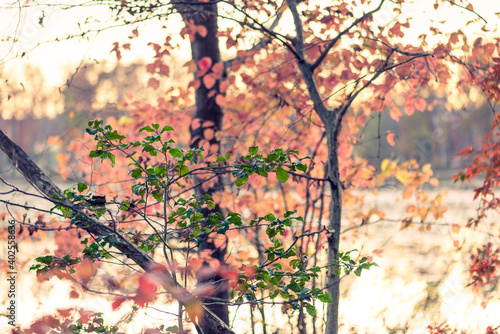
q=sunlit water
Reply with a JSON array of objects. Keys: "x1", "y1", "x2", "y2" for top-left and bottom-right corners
[{"x1": 1, "y1": 184, "x2": 499, "y2": 333}]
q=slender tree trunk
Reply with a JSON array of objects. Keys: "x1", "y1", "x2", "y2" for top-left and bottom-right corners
[
  {"x1": 324, "y1": 131, "x2": 341, "y2": 334},
  {"x1": 175, "y1": 2, "x2": 230, "y2": 332}
]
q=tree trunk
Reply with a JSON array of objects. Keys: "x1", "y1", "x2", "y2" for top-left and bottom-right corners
[
  {"x1": 324, "y1": 130, "x2": 341, "y2": 334},
  {"x1": 175, "y1": 2, "x2": 229, "y2": 331}
]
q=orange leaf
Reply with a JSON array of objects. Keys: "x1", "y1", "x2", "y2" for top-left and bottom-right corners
[
  {"x1": 202, "y1": 120, "x2": 215, "y2": 128},
  {"x1": 220, "y1": 80, "x2": 229, "y2": 93},
  {"x1": 406, "y1": 205, "x2": 416, "y2": 214},
  {"x1": 203, "y1": 73, "x2": 216, "y2": 89},
  {"x1": 203, "y1": 128, "x2": 215, "y2": 140},
  {"x1": 212, "y1": 62, "x2": 224, "y2": 74},
  {"x1": 484, "y1": 43, "x2": 495, "y2": 56},
  {"x1": 451, "y1": 224, "x2": 461, "y2": 233},
  {"x1": 429, "y1": 177, "x2": 439, "y2": 187},
  {"x1": 215, "y1": 94, "x2": 226, "y2": 107},
  {"x1": 389, "y1": 107, "x2": 402, "y2": 122},
  {"x1": 191, "y1": 118, "x2": 201, "y2": 130},
  {"x1": 184, "y1": 296, "x2": 204, "y2": 322},
  {"x1": 372, "y1": 249, "x2": 384, "y2": 257},
  {"x1": 386, "y1": 132, "x2": 396, "y2": 146},
  {"x1": 209, "y1": 143, "x2": 219, "y2": 155},
  {"x1": 75, "y1": 259, "x2": 95, "y2": 283},
  {"x1": 183, "y1": 59, "x2": 197, "y2": 72},
  {"x1": 444, "y1": 101, "x2": 453, "y2": 112},
  {"x1": 231, "y1": 60, "x2": 242, "y2": 72},
  {"x1": 197, "y1": 25, "x2": 207, "y2": 38},
  {"x1": 404, "y1": 103, "x2": 415, "y2": 116},
  {"x1": 189, "y1": 79, "x2": 201, "y2": 90},
  {"x1": 415, "y1": 98, "x2": 427, "y2": 112}
]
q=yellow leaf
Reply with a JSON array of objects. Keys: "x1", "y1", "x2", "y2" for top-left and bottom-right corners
[{"x1": 381, "y1": 159, "x2": 390, "y2": 172}]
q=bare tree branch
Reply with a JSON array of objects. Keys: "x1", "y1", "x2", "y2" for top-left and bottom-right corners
[{"x1": 311, "y1": 0, "x2": 386, "y2": 71}]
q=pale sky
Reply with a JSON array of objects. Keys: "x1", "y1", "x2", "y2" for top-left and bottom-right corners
[{"x1": 0, "y1": 0, "x2": 498, "y2": 88}]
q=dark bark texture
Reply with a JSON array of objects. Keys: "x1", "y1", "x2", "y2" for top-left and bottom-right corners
[{"x1": 175, "y1": 2, "x2": 230, "y2": 332}]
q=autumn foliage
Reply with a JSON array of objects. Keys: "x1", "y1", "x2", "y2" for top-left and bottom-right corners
[{"x1": 1, "y1": 0, "x2": 500, "y2": 333}]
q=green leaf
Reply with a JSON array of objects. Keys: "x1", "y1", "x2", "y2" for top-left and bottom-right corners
[
  {"x1": 297, "y1": 163, "x2": 308, "y2": 172},
  {"x1": 169, "y1": 148, "x2": 183, "y2": 158},
  {"x1": 318, "y1": 293, "x2": 333, "y2": 303},
  {"x1": 276, "y1": 167, "x2": 289, "y2": 183},
  {"x1": 179, "y1": 165, "x2": 189, "y2": 177},
  {"x1": 305, "y1": 303, "x2": 316, "y2": 316},
  {"x1": 131, "y1": 169, "x2": 142, "y2": 179},
  {"x1": 139, "y1": 125, "x2": 155, "y2": 133},
  {"x1": 86, "y1": 128, "x2": 98, "y2": 135},
  {"x1": 77, "y1": 182, "x2": 88, "y2": 193},
  {"x1": 36, "y1": 255, "x2": 53, "y2": 265},
  {"x1": 257, "y1": 169, "x2": 268, "y2": 177},
  {"x1": 161, "y1": 125, "x2": 174, "y2": 133},
  {"x1": 152, "y1": 123, "x2": 160, "y2": 130},
  {"x1": 264, "y1": 213, "x2": 275, "y2": 221},
  {"x1": 216, "y1": 156, "x2": 226, "y2": 163},
  {"x1": 249, "y1": 146, "x2": 258, "y2": 155},
  {"x1": 235, "y1": 176, "x2": 248, "y2": 187}
]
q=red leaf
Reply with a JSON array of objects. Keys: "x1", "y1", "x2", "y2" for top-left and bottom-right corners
[
  {"x1": 57, "y1": 308, "x2": 73, "y2": 318},
  {"x1": 79, "y1": 310, "x2": 94, "y2": 324},
  {"x1": 198, "y1": 57, "x2": 212, "y2": 71},
  {"x1": 130, "y1": 28, "x2": 139, "y2": 38},
  {"x1": 112, "y1": 296, "x2": 127, "y2": 311},
  {"x1": 110, "y1": 42, "x2": 121, "y2": 61},
  {"x1": 69, "y1": 290, "x2": 79, "y2": 299},
  {"x1": 159, "y1": 64, "x2": 169, "y2": 76},
  {"x1": 148, "y1": 78, "x2": 160, "y2": 90},
  {"x1": 138, "y1": 275, "x2": 157, "y2": 302}
]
